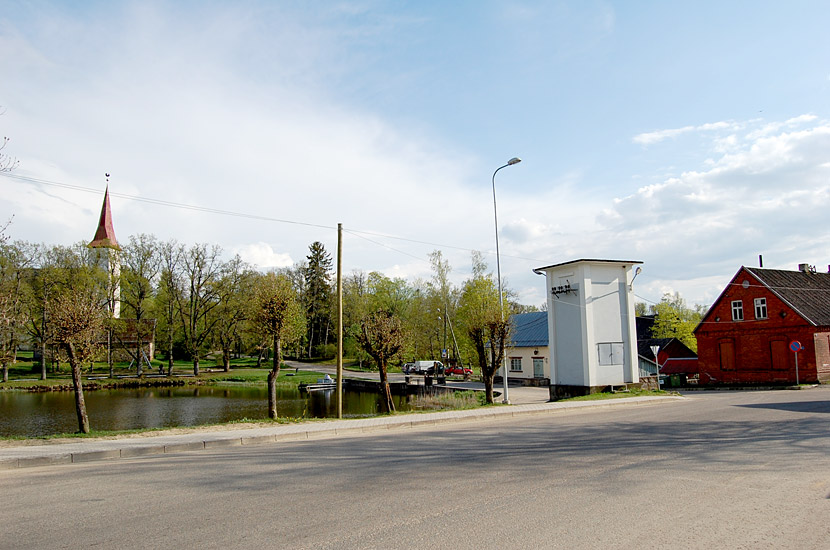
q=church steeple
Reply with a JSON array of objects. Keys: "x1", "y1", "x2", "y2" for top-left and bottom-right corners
[
  {"x1": 88, "y1": 175, "x2": 121, "y2": 318},
  {"x1": 89, "y1": 182, "x2": 120, "y2": 250}
]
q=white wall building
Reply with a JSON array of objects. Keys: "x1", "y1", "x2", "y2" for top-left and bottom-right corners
[
  {"x1": 534, "y1": 259, "x2": 642, "y2": 399},
  {"x1": 504, "y1": 312, "x2": 549, "y2": 384}
]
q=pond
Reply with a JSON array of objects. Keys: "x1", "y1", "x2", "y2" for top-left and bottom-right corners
[{"x1": 0, "y1": 385, "x2": 415, "y2": 438}]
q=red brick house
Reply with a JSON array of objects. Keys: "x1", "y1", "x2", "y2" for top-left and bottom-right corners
[{"x1": 695, "y1": 265, "x2": 830, "y2": 385}]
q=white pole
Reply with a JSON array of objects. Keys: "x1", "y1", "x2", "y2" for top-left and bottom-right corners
[{"x1": 795, "y1": 351, "x2": 799, "y2": 385}]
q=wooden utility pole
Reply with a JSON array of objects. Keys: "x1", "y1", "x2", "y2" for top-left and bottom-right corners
[{"x1": 336, "y1": 223, "x2": 343, "y2": 418}]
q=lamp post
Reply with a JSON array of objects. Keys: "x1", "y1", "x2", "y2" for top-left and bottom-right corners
[{"x1": 492, "y1": 156, "x2": 521, "y2": 404}]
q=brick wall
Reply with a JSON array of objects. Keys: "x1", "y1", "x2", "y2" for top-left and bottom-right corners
[{"x1": 696, "y1": 268, "x2": 821, "y2": 385}]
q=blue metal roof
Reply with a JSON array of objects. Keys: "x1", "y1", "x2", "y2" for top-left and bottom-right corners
[{"x1": 510, "y1": 312, "x2": 549, "y2": 348}]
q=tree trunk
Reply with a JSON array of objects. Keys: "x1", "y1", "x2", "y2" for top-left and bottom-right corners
[
  {"x1": 267, "y1": 335, "x2": 282, "y2": 419},
  {"x1": 483, "y1": 374, "x2": 494, "y2": 404},
  {"x1": 167, "y1": 326, "x2": 174, "y2": 376},
  {"x1": 67, "y1": 343, "x2": 90, "y2": 434},
  {"x1": 378, "y1": 361, "x2": 394, "y2": 413},
  {"x1": 307, "y1": 324, "x2": 314, "y2": 358},
  {"x1": 2, "y1": 365, "x2": 7, "y2": 383},
  {"x1": 40, "y1": 315, "x2": 47, "y2": 380},
  {"x1": 223, "y1": 347, "x2": 231, "y2": 372},
  {"x1": 193, "y1": 356, "x2": 200, "y2": 376},
  {"x1": 106, "y1": 328, "x2": 114, "y2": 378},
  {"x1": 136, "y1": 334, "x2": 144, "y2": 378}
]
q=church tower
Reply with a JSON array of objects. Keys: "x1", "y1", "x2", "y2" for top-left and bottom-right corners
[{"x1": 88, "y1": 180, "x2": 121, "y2": 318}]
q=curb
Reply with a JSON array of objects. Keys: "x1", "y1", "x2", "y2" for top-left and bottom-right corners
[{"x1": 0, "y1": 396, "x2": 682, "y2": 470}]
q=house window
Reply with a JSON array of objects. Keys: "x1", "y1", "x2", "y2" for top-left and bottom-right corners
[
  {"x1": 597, "y1": 343, "x2": 624, "y2": 366},
  {"x1": 510, "y1": 358, "x2": 523, "y2": 372},
  {"x1": 731, "y1": 300, "x2": 744, "y2": 321},
  {"x1": 754, "y1": 298, "x2": 767, "y2": 320}
]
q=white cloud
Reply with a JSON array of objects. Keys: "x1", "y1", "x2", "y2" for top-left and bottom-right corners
[
  {"x1": 605, "y1": 116, "x2": 830, "y2": 304},
  {"x1": 234, "y1": 242, "x2": 293, "y2": 270},
  {"x1": 633, "y1": 120, "x2": 743, "y2": 146}
]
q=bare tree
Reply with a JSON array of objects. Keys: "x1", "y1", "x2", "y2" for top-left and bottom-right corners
[
  {"x1": 47, "y1": 276, "x2": 105, "y2": 433},
  {"x1": 356, "y1": 310, "x2": 405, "y2": 413},
  {"x1": 251, "y1": 272, "x2": 305, "y2": 419},
  {"x1": 0, "y1": 106, "x2": 18, "y2": 173}
]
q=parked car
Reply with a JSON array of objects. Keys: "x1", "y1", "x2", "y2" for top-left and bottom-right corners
[
  {"x1": 445, "y1": 366, "x2": 473, "y2": 376},
  {"x1": 402, "y1": 362, "x2": 416, "y2": 374},
  {"x1": 413, "y1": 360, "x2": 443, "y2": 375}
]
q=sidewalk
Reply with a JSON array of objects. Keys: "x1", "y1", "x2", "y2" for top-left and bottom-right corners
[{"x1": 0, "y1": 394, "x2": 682, "y2": 470}]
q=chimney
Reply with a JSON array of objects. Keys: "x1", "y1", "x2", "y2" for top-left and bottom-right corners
[{"x1": 799, "y1": 263, "x2": 810, "y2": 273}]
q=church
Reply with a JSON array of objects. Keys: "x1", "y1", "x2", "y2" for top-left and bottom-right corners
[{"x1": 88, "y1": 185, "x2": 157, "y2": 370}]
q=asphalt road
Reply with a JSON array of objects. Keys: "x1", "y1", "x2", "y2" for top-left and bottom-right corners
[{"x1": 2, "y1": 389, "x2": 830, "y2": 549}]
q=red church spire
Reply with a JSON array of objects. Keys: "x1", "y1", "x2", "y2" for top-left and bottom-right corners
[{"x1": 89, "y1": 178, "x2": 120, "y2": 250}]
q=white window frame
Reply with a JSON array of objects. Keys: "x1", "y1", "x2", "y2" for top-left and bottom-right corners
[
  {"x1": 754, "y1": 297, "x2": 767, "y2": 320},
  {"x1": 731, "y1": 300, "x2": 744, "y2": 321},
  {"x1": 509, "y1": 357, "x2": 523, "y2": 372}
]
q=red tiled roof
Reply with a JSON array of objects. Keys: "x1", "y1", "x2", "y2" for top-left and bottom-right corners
[{"x1": 88, "y1": 187, "x2": 120, "y2": 250}]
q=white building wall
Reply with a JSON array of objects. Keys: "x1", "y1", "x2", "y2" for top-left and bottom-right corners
[
  {"x1": 505, "y1": 346, "x2": 549, "y2": 379},
  {"x1": 546, "y1": 266, "x2": 586, "y2": 386},
  {"x1": 542, "y1": 260, "x2": 641, "y2": 388}
]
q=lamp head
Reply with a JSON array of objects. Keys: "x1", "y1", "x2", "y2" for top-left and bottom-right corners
[{"x1": 507, "y1": 157, "x2": 521, "y2": 166}]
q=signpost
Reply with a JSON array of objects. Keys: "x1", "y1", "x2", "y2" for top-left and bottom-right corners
[
  {"x1": 789, "y1": 340, "x2": 802, "y2": 385},
  {"x1": 650, "y1": 345, "x2": 660, "y2": 388}
]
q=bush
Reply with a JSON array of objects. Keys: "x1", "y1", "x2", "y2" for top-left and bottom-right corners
[{"x1": 313, "y1": 344, "x2": 336, "y2": 360}]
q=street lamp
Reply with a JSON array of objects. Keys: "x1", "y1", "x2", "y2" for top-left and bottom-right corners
[{"x1": 492, "y1": 156, "x2": 521, "y2": 404}]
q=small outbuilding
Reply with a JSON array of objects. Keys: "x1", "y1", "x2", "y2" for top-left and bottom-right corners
[
  {"x1": 504, "y1": 312, "x2": 550, "y2": 385},
  {"x1": 534, "y1": 259, "x2": 642, "y2": 399}
]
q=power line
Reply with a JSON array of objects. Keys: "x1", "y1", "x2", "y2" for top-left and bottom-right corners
[
  {"x1": 0, "y1": 172, "x2": 334, "y2": 231},
  {"x1": 1, "y1": 170, "x2": 549, "y2": 264}
]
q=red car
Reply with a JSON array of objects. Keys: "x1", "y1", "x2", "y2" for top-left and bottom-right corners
[{"x1": 444, "y1": 366, "x2": 473, "y2": 376}]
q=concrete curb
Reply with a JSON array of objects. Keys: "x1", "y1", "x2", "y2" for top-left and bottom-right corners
[{"x1": 0, "y1": 395, "x2": 682, "y2": 470}]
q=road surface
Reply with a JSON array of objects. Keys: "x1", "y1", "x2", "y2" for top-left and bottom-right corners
[{"x1": 2, "y1": 388, "x2": 829, "y2": 549}]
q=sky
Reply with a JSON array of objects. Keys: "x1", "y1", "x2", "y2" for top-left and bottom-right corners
[{"x1": 1, "y1": 1, "x2": 830, "y2": 310}]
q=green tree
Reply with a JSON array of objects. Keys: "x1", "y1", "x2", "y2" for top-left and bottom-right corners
[
  {"x1": 251, "y1": 272, "x2": 305, "y2": 419},
  {"x1": 428, "y1": 250, "x2": 459, "y2": 364},
  {"x1": 120, "y1": 233, "x2": 160, "y2": 376},
  {"x1": 212, "y1": 256, "x2": 253, "y2": 371},
  {"x1": 458, "y1": 252, "x2": 510, "y2": 404},
  {"x1": 303, "y1": 242, "x2": 333, "y2": 357},
  {"x1": 341, "y1": 270, "x2": 371, "y2": 365},
  {"x1": 176, "y1": 243, "x2": 224, "y2": 375},
  {"x1": 0, "y1": 240, "x2": 35, "y2": 382},
  {"x1": 651, "y1": 292, "x2": 706, "y2": 352}
]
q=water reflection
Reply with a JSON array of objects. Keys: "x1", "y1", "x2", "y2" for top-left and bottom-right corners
[{"x1": 0, "y1": 385, "x2": 413, "y2": 438}]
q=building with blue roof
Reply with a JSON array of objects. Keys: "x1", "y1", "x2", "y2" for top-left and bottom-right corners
[{"x1": 504, "y1": 311, "x2": 550, "y2": 384}]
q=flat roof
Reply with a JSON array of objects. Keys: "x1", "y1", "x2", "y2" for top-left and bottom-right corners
[{"x1": 533, "y1": 258, "x2": 643, "y2": 272}]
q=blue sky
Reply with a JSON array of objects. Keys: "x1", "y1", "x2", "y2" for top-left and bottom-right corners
[{"x1": 2, "y1": 1, "x2": 830, "y2": 309}]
